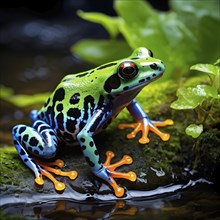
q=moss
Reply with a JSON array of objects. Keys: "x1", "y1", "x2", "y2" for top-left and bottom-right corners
[
  {"x1": 0, "y1": 147, "x2": 29, "y2": 186},
  {"x1": 0, "y1": 211, "x2": 26, "y2": 220},
  {"x1": 193, "y1": 129, "x2": 220, "y2": 167}
]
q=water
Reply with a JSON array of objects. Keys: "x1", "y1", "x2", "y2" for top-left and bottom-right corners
[{"x1": 1, "y1": 183, "x2": 220, "y2": 220}]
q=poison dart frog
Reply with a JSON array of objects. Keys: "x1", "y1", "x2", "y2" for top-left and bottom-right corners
[{"x1": 12, "y1": 47, "x2": 173, "y2": 197}]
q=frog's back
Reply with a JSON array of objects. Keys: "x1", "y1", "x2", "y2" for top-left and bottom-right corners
[{"x1": 37, "y1": 72, "x2": 110, "y2": 143}]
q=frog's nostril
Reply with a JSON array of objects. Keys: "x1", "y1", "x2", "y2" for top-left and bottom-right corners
[{"x1": 150, "y1": 63, "x2": 158, "y2": 70}]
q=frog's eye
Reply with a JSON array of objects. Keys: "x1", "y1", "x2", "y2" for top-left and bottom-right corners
[{"x1": 118, "y1": 61, "x2": 139, "y2": 80}]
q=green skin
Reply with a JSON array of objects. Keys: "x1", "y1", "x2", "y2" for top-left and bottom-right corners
[{"x1": 12, "y1": 47, "x2": 166, "y2": 196}]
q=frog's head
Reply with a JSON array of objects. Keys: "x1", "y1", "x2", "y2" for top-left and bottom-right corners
[{"x1": 103, "y1": 47, "x2": 165, "y2": 95}]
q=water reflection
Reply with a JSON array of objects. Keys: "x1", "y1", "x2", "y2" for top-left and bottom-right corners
[
  {"x1": 1, "y1": 183, "x2": 220, "y2": 220},
  {"x1": 1, "y1": 196, "x2": 177, "y2": 220},
  {"x1": 35, "y1": 200, "x2": 138, "y2": 220}
]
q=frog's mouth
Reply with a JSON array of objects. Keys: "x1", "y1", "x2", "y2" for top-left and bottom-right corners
[
  {"x1": 128, "y1": 71, "x2": 164, "y2": 90},
  {"x1": 121, "y1": 70, "x2": 164, "y2": 93},
  {"x1": 139, "y1": 70, "x2": 164, "y2": 85}
]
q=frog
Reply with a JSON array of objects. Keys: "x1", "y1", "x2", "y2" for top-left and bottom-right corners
[{"x1": 12, "y1": 47, "x2": 173, "y2": 197}]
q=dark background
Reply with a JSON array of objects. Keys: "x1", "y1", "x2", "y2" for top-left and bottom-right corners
[
  {"x1": 0, "y1": 0, "x2": 169, "y2": 52},
  {"x1": 0, "y1": 0, "x2": 169, "y2": 93},
  {"x1": 0, "y1": 0, "x2": 169, "y2": 20}
]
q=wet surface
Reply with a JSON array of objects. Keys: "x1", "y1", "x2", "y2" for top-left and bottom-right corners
[
  {"x1": 0, "y1": 178, "x2": 211, "y2": 206},
  {"x1": 1, "y1": 183, "x2": 220, "y2": 220}
]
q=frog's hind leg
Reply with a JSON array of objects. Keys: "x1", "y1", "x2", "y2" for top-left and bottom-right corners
[
  {"x1": 12, "y1": 123, "x2": 59, "y2": 188},
  {"x1": 12, "y1": 121, "x2": 77, "y2": 192},
  {"x1": 12, "y1": 126, "x2": 43, "y2": 184}
]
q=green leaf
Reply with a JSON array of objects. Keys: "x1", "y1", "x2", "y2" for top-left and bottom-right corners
[
  {"x1": 197, "y1": 16, "x2": 220, "y2": 63},
  {"x1": 185, "y1": 124, "x2": 203, "y2": 138},
  {"x1": 190, "y1": 64, "x2": 219, "y2": 76},
  {"x1": 114, "y1": 0, "x2": 155, "y2": 24},
  {"x1": 71, "y1": 39, "x2": 131, "y2": 65},
  {"x1": 170, "y1": 0, "x2": 220, "y2": 20},
  {"x1": 170, "y1": 85, "x2": 218, "y2": 110},
  {"x1": 77, "y1": 10, "x2": 120, "y2": 39},
  {"x1": 0, "y1": 85, "x2": 49, "y2": 108},
  {"x1": 190, "y1": 63, "x2": 220, "y2": 91},
  {"x1": 0, "y1": 85, "x2": 13, "y2": 99},
  {"x1": 214, "y1": 59, "x2": 220, "y2": 66},
  {"x1": 9, "y1": 93, "x2": 50, "y2": 108},
  {"x1": 114, "y1": 0, "x2": 165, "y2": 50}
]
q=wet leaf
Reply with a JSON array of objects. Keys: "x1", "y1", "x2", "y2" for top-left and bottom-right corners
[
  {"x1": 71, "y1": 39, "x2": 131, "y2": 65},
  {"x1": 170, "y1": 85, "x2": 218, "y2": 110},
  {"x1": 190, "y1": 64, "x2": 219, "y2": 76},
  {"x1": 190, "y1": 63, "x2": 220, "y2": 92},
  {"x1": 185, "y1": 124, "x2": 203, "y2": 138},
  {"x1": 77, "y1": 10, "x2": 120, "y2": 39}
]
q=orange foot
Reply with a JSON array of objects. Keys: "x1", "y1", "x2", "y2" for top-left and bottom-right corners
[
  {"x1": 118, "y1": 118, "x2": 174, "y2": 144},
  {"x1": 34, "y1": 159, "x2": 78, "y2": 191},
  {"x1": 103, "y1": 151, "x2": 137, "y2": 197}
]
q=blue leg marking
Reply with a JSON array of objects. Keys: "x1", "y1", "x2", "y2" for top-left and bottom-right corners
[
  {"x1": 12, "y1": 125, "x2": 42, "y2": 180},
  {"x1": 12, "y1": 120, "x2": 58, "y2": 184}
]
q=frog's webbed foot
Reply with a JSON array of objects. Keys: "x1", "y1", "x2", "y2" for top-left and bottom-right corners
[
  {"x1": 118, "y1": 118, "x2": 174, "y2": 144},
  {"x1": 34, "y1": 159, "x2": 78, "y2": 191},
  {"x1": 102, "y1": 151, "x2": 137, "y2": 197}
]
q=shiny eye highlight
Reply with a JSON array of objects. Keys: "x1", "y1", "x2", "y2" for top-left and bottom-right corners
[{"x1": 118, "y1": 61, "x2": 139, "y2": 80}]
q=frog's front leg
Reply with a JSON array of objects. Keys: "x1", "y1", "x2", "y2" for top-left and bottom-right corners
[
  {"x1": 77, "y1": 109, "x2": 136, "y2": 197},
  {"x1": 12, "y1": 119, "x2": 77, "y2": 191},
  {"x1": 118, "y1": 99, "x2": 174, "y2": 144}
]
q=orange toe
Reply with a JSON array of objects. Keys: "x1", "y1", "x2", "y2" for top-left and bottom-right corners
[
  {"x1": 35, "y1": 175, "x2": 44, "y2": 186},
  {"x1": 103, "y1": 151, "x2": 137, "y2": 197},
  {"x1": 118, "y1": 118, "x2": 173, "y2": 144},
  {"x1": 34, "y1": 158, "x2": 77, "y2": 192}
]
